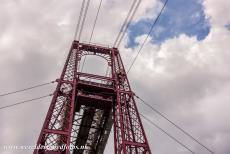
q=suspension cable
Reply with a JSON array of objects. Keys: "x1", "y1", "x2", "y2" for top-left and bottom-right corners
[
  {"x1": 127, "y1": 0, "x2": 168, "y2": 73},
  {"x1": 89, "y1": 0, "x2": 103, "y2": 43},
  {"x1": 116, "y1": 0, "x2": 142, "y2": 48},
  {"x1": 81, "y1": 0, "x2": 103, "y2": 72},
  {"x1": 140, "y1": 113, "x2": 196, "y2": 154},
  {"x1": 78, "y1": 0, "x2": 91, "y2": 41},
  {"x1": 74, "y1": 0, "x2": 86, "y2": 40},
  {"x1": 136, "y1": 95, "x2": 214, "y2": 154},
  {"x1": 0, "y1": 94, "x2": 53, "y2": 110},
  {"x1": 0, "y1": 81, "x2": 55, "y2": 97},
  {"x1": 113, "y1": 0, "x2": 137, "y2": 47},
  {"x1": 113, "y1": 0, "x2": 141, "y2": 48}
]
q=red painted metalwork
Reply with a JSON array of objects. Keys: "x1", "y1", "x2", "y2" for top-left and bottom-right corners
[{"x1": 34, "y1": 40, "x2": 151, "y2": 154}]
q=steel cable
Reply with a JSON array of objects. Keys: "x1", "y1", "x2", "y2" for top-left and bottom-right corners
[
  {"x1": 74, "y1": 0, "x2": 86, "y2": 40},
  {"x1": 116, "y1": 0, "x2": 142, "y2": 48},
  {"x1": 0, "y1": 81, "x2": 55, "y2": 97},
  {"x1": 140, "y1": 113, "x2": 196, "y2": 154},
  {"x1": 136, "y1": 95, "x2": 215, "y2": 154},
  {"x1": 81, "y1": 0, "x2": 103, "y2": 72},
  {"x1": 127, "y1": 0, "x2": 168, "y2": 73},
  {"x1": 0, "y1": 94, "x2": 53, "y2": 110},
  {"x1": 78, "y1": 0, "x2": 91, "y2": 41},
  {"x1": 113, "y1": 0, "x2": 138, "y2": 47}
]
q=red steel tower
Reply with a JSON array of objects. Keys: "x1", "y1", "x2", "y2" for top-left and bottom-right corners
[{"x1": 34, "y1": 40, "x2": 151, "y2": 154}]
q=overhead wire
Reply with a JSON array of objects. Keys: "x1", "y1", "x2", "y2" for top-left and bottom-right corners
[
  {"x1": 0, "y1": 94, "x2": 53, "y2": 110},
  {"x1": 74, "y1": 0, "x2": 86, "y2": 40},
  {"x1": 113, "y1": 0, "x2": 142, "y2": 48},
  {"x1": 127, "y1": 0, "x2": 168, "y2": 73},
  {"x1": 81, "y1": 0, "x2": 103, "y2": 72},
  {"x1": 80, "y1": 0, "x2": 141, "y2": 72},
  {"x1": 0, "y1": 81, "x2": 55, "y2": 97},
  {"x1": 140, "y1": 113, "x2": 196, "y2": 154},
  {"x1": 116, "y1": 0, "x2": 142, "y2": 48},
  {"x1": 78, "y1": 0, "x2": 91, "y2": 41},
  {"x1": 113, "y1": 0, "x2": 137, "y2": 47},
  {"x1": 136, "y1": 95, "x2": 215, "y2": 154},
  {"x1": 89, "y1": 0, "x2": 103, "y2": 43}
]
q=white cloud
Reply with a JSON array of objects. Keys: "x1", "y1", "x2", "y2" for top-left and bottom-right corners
[
  {"x1": 203, "y1": 0, "x2": 230, "y2": 27},
  {"x1": 127, "y1": 1, "x2": 230, "y2": 152}
]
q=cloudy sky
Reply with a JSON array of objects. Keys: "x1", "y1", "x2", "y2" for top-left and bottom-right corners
[{"x1": 0, "y1": 0, "x2": 230, "y2": 154}]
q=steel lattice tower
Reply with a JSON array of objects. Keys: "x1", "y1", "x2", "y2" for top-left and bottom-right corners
[{"x1": 34, "y1": 40, "x2": 151, "y2": 154}]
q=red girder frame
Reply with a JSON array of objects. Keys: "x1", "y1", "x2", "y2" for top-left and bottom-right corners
[{"x1": 34, "y1": 40, "x2": 151, "y2": 154}]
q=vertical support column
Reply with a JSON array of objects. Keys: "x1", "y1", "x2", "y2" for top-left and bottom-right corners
[
  {"x1": 66, "y1": 41, "x2": 79, "y2": 154},
  {"x1": 111, "y1": 49, "x2": 118, "y2": 154},
  {"x1": 112, "y1": 48, "x2": 152, "y2": 154},
  {"x1": 34, "y1": 41, "x2": 79, "y2": 154}
]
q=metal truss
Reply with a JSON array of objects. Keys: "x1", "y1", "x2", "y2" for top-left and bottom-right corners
[{"x1": 34, "y1": 40, "x2": 151, "y2": 154}]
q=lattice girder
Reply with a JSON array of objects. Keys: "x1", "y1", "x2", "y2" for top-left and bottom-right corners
[{"x1": 34, "y1": 40, "x2": 151, "y2": 154}]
